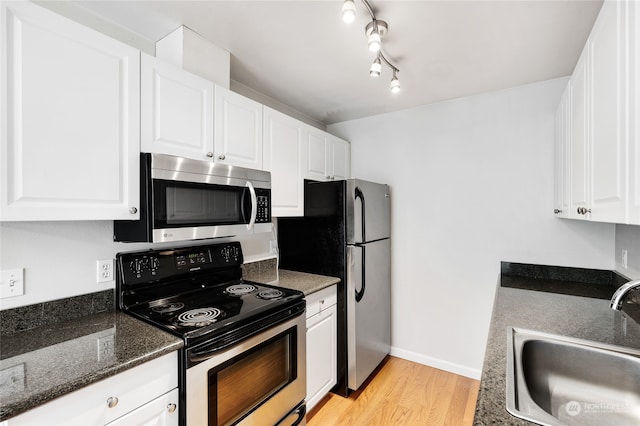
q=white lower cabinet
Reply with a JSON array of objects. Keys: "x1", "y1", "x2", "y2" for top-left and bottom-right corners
[
  {"x1": 305, "y1": 285, "x2": 337, "y2": 412},
  {"x1": 6, "y1": 352, "x2": 178, "y2": 426}
]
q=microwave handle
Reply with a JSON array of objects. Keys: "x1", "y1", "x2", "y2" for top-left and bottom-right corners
[{"x1": 246, "y1": 181, "x2": 257, "y2": 230}]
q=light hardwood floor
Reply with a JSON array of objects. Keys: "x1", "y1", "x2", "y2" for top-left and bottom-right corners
[{"x1": 307, "y1": 356, "x2": 480, "y2": 426}]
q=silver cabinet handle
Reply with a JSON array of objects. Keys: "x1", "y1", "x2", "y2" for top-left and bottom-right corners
[
  {"x1": 218, "y1": 154, "x2": 226, "y2": 160},
  {"x1": 576, "y1": 207, "x2": 592, "y2": 215},
  {"x1": 206, "y1": 152, "x2": 214, "y2": 158},
  {"x1": 107, "y1": 397, "x2": 119, "y2": 408},
  {"x1": 167, "y1": 403, "x2": 177, "y2": 413},
  {"x1": 129, "y1": 207, "x2": 138, "y2": 214},
  {"x1": 554, "y1": 209, "x2": 562, "y2": 214}
]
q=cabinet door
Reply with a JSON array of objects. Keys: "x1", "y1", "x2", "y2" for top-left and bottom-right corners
[
  {"x1": 214, "y1": 86, "x2": 264, "y2": 170},
  {"x1": 303, "y1": 126, "x2": 329, "y2": 181},
  {"x1": 629, "y1": 0, "x2": 640, "y2": 224},
  {"x1": 328, "y1": 135, "x2": 351, "y2": 181},
  {"x1": 141, "y1": 53, "x2": 214, "y2": 161},
  {"x1": 569, "y1": 53, "x2": 589, "y2": 220},
  {"x1": 263, "y1": 107, "x2": 304, "y2": 217},
  {"x1": 0, "y1": 1, "x2": 140, "y2": 221},
  {"x1": 105, "y1": 389, "x2": 179, "y2": 426},
  {"x1": 554, "y1": 83, "x2": 570, "y2": 218},
  {"x1": 306, "y1": 304, "x2": 337, "y2": 412},
  {"x1": 589, "y1": 0, "x2": 627, "y2": 223}
]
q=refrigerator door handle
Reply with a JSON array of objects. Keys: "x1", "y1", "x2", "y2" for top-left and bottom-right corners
[
  {"x1": 355, "y1": 246, "x2": 366, "y2": 302},
  {"x1": 354, "y1": 186, "x2": 366, "y2": 302},
  {"x1": 354, "y1": 186, "x2": 366, "y2": 242}
]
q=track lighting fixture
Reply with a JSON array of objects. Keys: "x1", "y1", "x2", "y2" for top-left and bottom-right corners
[{"x1": 340, "y1": 0, "x2": 401, "y2": 94}]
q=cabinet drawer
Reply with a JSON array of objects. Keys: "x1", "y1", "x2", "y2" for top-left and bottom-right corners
[
  {"x1": 106, "y1": 388, "x2": 179, "y2": 426},
  {"x1": 8, "y1": 352, "x2": 178, "y2": 426},
  {"x1": 305, "y1": 285, "x2": 337, "y2": 319}
]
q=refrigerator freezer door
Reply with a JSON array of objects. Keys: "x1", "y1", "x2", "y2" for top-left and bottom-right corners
[
  {"x1": 346, "y1": 179, "x2": 390, "y2": 244},
  {"x1": 346, "y1": 238, "x2": 391, "y2": 391}
]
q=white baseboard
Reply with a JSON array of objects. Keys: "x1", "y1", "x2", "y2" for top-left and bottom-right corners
[{"x1": 389, "y1": 346, "x2": 482, "y2": 380}]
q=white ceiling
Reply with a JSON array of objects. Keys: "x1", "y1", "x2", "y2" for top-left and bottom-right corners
[{"x1": 63, "y1": 0, "x2": 603, "y2": 125}]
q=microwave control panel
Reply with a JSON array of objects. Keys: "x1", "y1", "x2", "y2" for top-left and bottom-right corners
[{"x1": 254, "y1": 188, "x2": 271, "y2": 223}]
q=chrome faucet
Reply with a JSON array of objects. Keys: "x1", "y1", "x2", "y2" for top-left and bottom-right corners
[{"x1": 610, "y1": 280, "x2": 640, "y2": 310}]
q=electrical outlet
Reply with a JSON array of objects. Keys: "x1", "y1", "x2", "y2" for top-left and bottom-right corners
[
  {"x1": 97, "y1": 259, "x2": 114, "y2": 283},
  {"x1": 622, "y1": 249, "x2": 628, "y2": 269},
  {"x1": 96, "y1": 333, "x2": 115, "y2": 362},
  {"x1": 0, "y1": 268, "x2": 25, "y2": 298}
]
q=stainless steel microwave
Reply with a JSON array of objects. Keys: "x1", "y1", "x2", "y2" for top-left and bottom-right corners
[{"x1": 114, "y1": 153, "x2": 272, "y2": 243}]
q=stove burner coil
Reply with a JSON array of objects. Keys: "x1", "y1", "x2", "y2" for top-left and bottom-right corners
[
  {"x1": 225, "y1": 284, "x2": 257, "y2": 296},
  {"x1": 177, "y1": 308, "x2": 222, "y2": 327},
  {"x1": 257, "y1": 289, "x2": 284, "y2": 300},
  {"x1": 151, "y1": 302, "x2": 185, "y2": 315}
]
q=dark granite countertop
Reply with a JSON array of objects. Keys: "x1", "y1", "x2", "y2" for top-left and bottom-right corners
[
  {"x1": 244, "y1": 266, "x2": 340, "y2": 296},
  {"x1": 0, "y1": 310, "x2": 183, "y2": 421},
  {"x1": 473, "y1": 263, "x2": 640, "y2": 425}
]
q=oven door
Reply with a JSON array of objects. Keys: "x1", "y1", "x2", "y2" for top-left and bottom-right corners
[{"x1": 186, "y1": 313, "x2": 306, "y2": 426}]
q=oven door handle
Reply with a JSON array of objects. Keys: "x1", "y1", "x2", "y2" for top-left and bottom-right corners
[{"x1": 246, "y1": 181, "x2": 257, "y2": 231}]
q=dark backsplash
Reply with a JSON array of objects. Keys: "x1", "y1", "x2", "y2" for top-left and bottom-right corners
[{"x1": 0, "y1": 289, "x2": 114, "y2": 336}]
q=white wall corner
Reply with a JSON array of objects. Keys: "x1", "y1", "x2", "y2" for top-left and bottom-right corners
[
  {"x1": 156, "y1": 26, "x2": 230, "y2": 89},
  {"x1": 390, "y1": 346, "x2": 482, "y2": 380}
]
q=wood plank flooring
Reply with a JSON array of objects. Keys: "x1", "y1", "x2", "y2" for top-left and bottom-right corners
[{"x1": 307, "y1": 356, "x2": 480, "y2": 426}]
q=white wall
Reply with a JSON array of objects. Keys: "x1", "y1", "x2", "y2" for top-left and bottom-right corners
[
  {"x1": 616, "y1": 224, "x2": 640, "y2": 279},
  {"x1": 0, "y1": 221, "x2": 275, "y2": 310},
  {"x1": 328, "y1": 77, "x2": 616, "y2": 379}
]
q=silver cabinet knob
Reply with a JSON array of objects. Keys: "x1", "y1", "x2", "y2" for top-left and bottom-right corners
[
  {"x1": 576, "y1": 207, "x2": 592, "y2": 215},
  {"x1": 107, "y1": 397, "x2": 119, "y2": 408},
  {"x1": 218, "y1": 154, "x2": 226, "y2": 160},
  {"x1": 554, "y1": 209, "x2": 562, "y2": 214},
  {"x1": 206, "y1": 152, "x2": 214, "y2": 158},
  {"x1": 167, "y1": 403, "x2": 177, "y2": 413},
  {"x1": 129, "y1": 207, "x2": 138, "y2": 214}
]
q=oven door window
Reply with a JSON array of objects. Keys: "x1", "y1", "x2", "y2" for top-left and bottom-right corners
[
  {"x1": 153, "y1": 180, "x2": 251, "y2": 227},
  {"x1": 208, "y1": 328, "x2": 297, "y2": 426}
]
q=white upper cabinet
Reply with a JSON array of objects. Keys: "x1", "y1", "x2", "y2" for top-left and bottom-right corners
[
  {"x1": 303, "y1": 126, "x2": 330, "y2": 181},
  {"x1": 559, "y1": 0, "x2": 639, "y2": 225},
  {"x1": 141, "y1": 53, "x2": 214, "y2": 161},
  {"x1": 303, "y1": 126, "x2": 351, "y2": 182},
  {"x1": 327, "y1": 134, "x2": 351, "y2": 181},
  {"x1": 0, "y1": 1, "x2": 140, "y2": 221},
  {"x1": 569, "y1": 52, "x2": 589, "y2": 220},
  {"x1": 263, "y1": 107, "x2": 304, "y2": 217},
  {"x1": 554, "y1": 83, "x2": 570, "y2": 219},
  {"x1": 214, "y1": 85, "x2": 264, "y2": 170},
  {"x1": 629, "y1": 0, "x2": 640, "y2": 223},
  {"x1": 588, "y1": 0, "x2": 627, "y2": 223}
]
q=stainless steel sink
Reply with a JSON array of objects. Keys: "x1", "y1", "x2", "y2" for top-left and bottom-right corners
[{"x1": 506, "y1": 327, "x2": 640, "y2": 426}]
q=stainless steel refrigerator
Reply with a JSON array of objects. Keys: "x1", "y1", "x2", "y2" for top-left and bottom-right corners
[{"x1": 278, "y1": 179, "x2": 391, "y2": 396}]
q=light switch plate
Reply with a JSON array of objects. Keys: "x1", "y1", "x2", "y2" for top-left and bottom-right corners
[{"x1": 0, "y1": 268, "x2": 24, "y2": 298}]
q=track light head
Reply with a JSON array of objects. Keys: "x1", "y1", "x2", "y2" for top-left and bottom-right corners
[
  {"x1": 341, "y1": 0, "x2": 356, "y2": 24},
  {"x1": 365, "y1": 20, "x2": 387, "y2": 52},
  {"x1": 390, "y1": 71, "x2": 400, "y2": 93},
  {"x1": 370, "y1": 56, "x2": 382, "y2": 77}
]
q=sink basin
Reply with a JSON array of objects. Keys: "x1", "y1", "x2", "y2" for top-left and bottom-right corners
[{"x1": 506, "y1": 327, "x2": 640, "y2": 426}]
